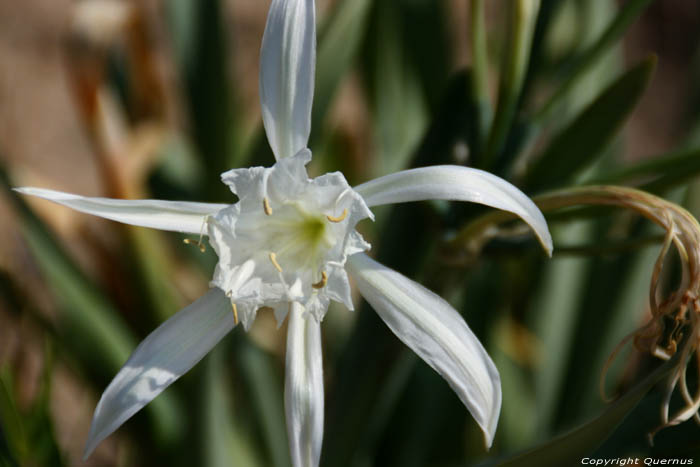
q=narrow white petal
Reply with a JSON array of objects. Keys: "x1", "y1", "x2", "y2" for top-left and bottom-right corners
[
  {"x1": 285, "y1": 302, "x2": 324, "y2": 467},
  {"x1": 15, "y1": 187, "x2": 225, "y2": 235},
  {"x1": 346, "y1": 253, "x2": 501, "y2": 448},
  {"x1": 260, "y1": 0, "x2": 316, "y2": 160},
  {"x1": 353, "y1": 166, "x2": 553, "y2": 255},
  {"x1": 83, "y1": 288, "x2": 235, "y2": 459}
]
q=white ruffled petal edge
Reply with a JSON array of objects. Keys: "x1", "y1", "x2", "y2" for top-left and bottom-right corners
[
  {"x1": 346, "y1": 253, "x2": 501, "y2": 448},
  {"x1": 260, "y1": 0, "x2": 316, "y2": 160},
  {"x1": 14, "y1": 187, "x2": 225, "y2": 235},
  {"x1": 83, "y1": 288, "x2": 235, "y2": 459},
  {"x1": 285, "y1": 302, "x2": 324, "y2": 467},
  {"x1": 353, "y1": 166, "x2": 553, "y2": 255}
]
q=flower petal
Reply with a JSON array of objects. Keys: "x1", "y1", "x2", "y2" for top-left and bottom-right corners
[
  {"x1": 14, "y1": 187, "x2": 225, "y2": 235},
  {"x1": 260, "y1": 0, "x2": 316, "y2": 160},
  {"x1": 346, "y1": 253, "x2": 501, "y2": 448},
  {"x1": 285, "y1": 302, "x2": 324, "y2": 467},
  {"x1": 83, "y1": 288, "x2": 235, "y2": 459},
  {"x1": 353, "y1": 166, "x2": 553, "y2": 255}
]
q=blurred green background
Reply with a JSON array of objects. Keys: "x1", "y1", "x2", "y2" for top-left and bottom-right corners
[{"x1": 1, "y1": 0, "x2": 700, "y2": 465}]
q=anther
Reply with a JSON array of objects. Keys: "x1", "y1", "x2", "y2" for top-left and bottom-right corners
[
  {"x1": 183, "y1": 238, "x2": 206, "y2": 253},
  {"x1": 269, "y1": 252, "x2": 283, "y2": 273},
  {"x1": 263, "y1": 198, "x2": 273, "y2": 216},
  {"x1": 327, "y1": 208, "x2": 348, "y2": 223},
  {"x1": 183, "y1": 215, "x2": 209, "y2": 252},
  {"x1": 232, "y1": 302, "x2": 239, "y2": 325},
  {"x1": 312, "y1": 271, "x2": 328, "y2": 289}
]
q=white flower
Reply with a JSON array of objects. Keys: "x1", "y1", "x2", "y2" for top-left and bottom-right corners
[
  {"x1": 207, "y1": 148, "x2": 373, "y2": 330},
  {"x1": 15, "y1": 0, "x2": 553, "y2": 465}
]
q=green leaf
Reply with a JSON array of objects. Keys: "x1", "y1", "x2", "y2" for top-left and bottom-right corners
[
  {"x1": 486, "y1": 355, "x2": 678, "y2": 467},
  {"x1": 364, "y1": 0, "x2": 431, "y2": 176},
  {"x1": 0, "y1": 372, "x2": 24, "y2": 465},
  {"x1": 344, "y1": 352, "x2": 418, "y2": 466},
  {"x1": 491, "y1": 318, "x2": 538, "y2": 450},
  {"x1": 469, "y1": 0, "x2": 491, "y2": 154},
  {"x1": 525, "y1": 56, "x2": 656, "y2": 192},
  {"x1": 167, "y1": 0, "x2": 239, "y2": 196},
  {"x1": 23, "y1": 344, "x2": 63, "y2": 467},
  {"x1": 236, "y1": 340, "x2": 291, "y2": 467},
  {"x1": 533, "y1": 0, "x2": 656, "y2": 123},
  {"x1": 573, "y1": 237, "x2": 661, "y2": 418},
  {"x1": 203, "y1": 346, "x2": 264, "y2": 467},
  {"x1": 530, "y1": 221, "x2": 594, "y2": 437},
  {"x1": 483, "y1": 0, "x2": 541, "y2": 168},
  {"x1": 312, "y1": 0, "x2": 373, "y2": 142},
  {"x1": 585, "y1": 147, "x2": 700, "y2": 192},
  {"x1": 0, "y1": 167, "x2": 183, "y2": 449}
]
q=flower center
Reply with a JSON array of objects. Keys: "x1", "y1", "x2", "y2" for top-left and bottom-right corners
[
  {"x1": 260, "y1": 200, "x2": 335, "y2": 274},
  {"x1": 206, "y1": 152, "x2": 374, "y2": 328}
]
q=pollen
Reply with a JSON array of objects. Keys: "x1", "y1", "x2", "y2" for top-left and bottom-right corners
[
  {"x1": 269, "y1": 252, "x2": 283, "y2": 272},
  {"x1": 327, "y1": 208, "x2": 348, "y2": 223},
  {"x1": 263, "y1": 198, "x2": 273, "y2": 216},
  {"x1": 312, "y1": 271, "x2": 328, "y2": 289}
]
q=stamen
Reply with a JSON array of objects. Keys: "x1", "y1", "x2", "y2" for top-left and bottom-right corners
[
  {"x1": 224, "y1": 290, "x2": 240, "y2": 325},
  {"x1": 183, "y1": 215, "x2": 209, "y2": 252},
  {"x1": 183, "y1": 238, "x2": 206, "y2": 253},
  {"x1": 312, "y1": 271, "x2": 328, "y2": 289},
  {"x1": 327, "y1": 208, "x2": 348, "y2": 223},
  {"x1": 269, "y1": 252, "x2": 283, "y2": 272},
  {"x1": 232, "y1": 302, "x2": 239, "y2": 325},
  {"x1": 263, "y1": 197, "x2": 273, "y2": 216}
]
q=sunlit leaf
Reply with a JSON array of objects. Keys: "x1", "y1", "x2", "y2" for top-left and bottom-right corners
[
  {"x1": 533, "y1": 0, "x2": 656, "y2": 123},
  {"x1": 525, "y1": 56, "x2": 656, "y2": 191}
]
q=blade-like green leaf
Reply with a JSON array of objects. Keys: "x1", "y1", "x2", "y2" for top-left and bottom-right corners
[
  {"x1": 525, "y1": 56, "x2": 656, "y2": 192},
  {"x1": 0, "y1": 372, "x2": 24, "y2": 465},
  {"x1": 0, "y1": 167, "x2": 183, "y2": 449},
  {"x1": 346, "y1": 351, "x2": 417, "y2": 466},
  {"x1": 364, "y1": 0, "x2": 430, "y2": 176},
  {"x1": 167, "y1": 0, "x2": 239, "y2": 195},
  {"x1": 312, "y1": 0, "x2": 373, "y2": 141},
  {"x1": 533, "y1": 0, "x2": 656, "y2": 123},
  {"x1": 574, "y1": 239, "x2": 661, "y2": 418},
  {"x1": 236, "y1": 340, "x2": 291, "y2": 467},
  {"x1": 483, "y1": 0, "x2": 540, "y2": 168},
  {"x1": 0, "y1": 432, "x2": 18, "y2": 467},
  {"x1": 491, "y1": 318, "x2": 538, "y2": 450},
  {"x1": 530, "y1": 221, "x2": 594, "y2": 437},
  {"x1": 469, "y1": 0, "x2": 491, "y2": 154},
  {"x1": 502, "y1": 0, "x2": 621, "y2": 178},
  {"x1": 585, "y1": 147, "x2": 700, "y2": 192},
  {"x1": 486, "y1": 355, "x2": 677, "y2": 467},
  {"x1": 203, "y1": 346, "x2": 263, "y2": 467}
]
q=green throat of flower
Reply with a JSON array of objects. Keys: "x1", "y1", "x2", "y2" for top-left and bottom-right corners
[
  {"x1": 262, "y1": 198, "x2": 345, "y2": 275},
  {"x1": 299, "y1": 215, "x2": 327, "y2": 247}
]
